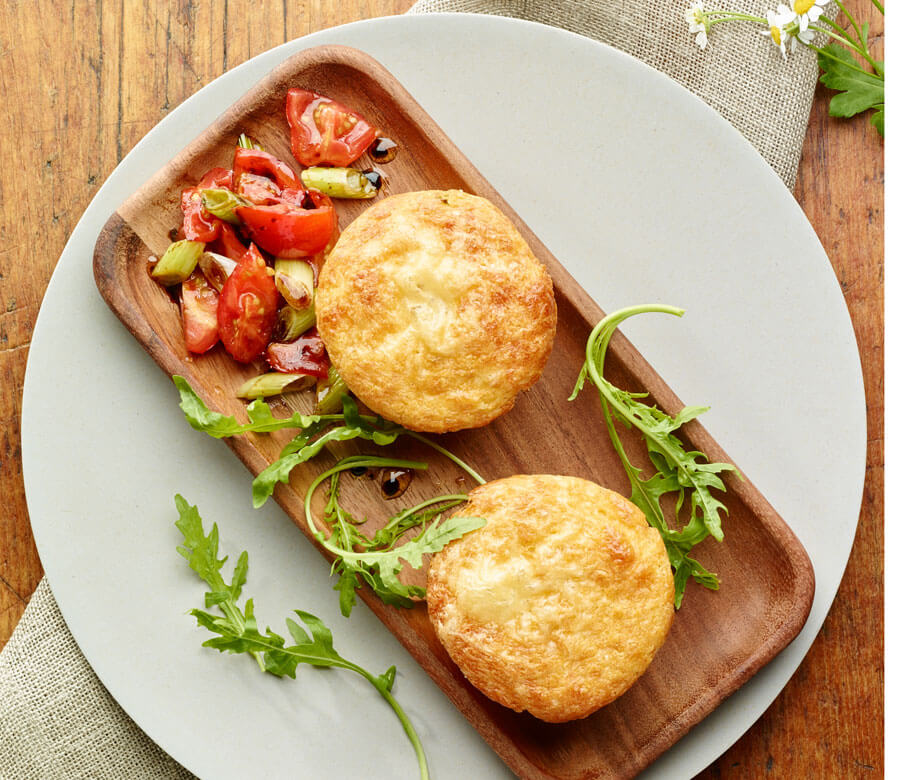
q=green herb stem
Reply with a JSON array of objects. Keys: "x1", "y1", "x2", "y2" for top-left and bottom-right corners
[
  {"x1": 573, "y1": 305, "x2": 737, "y2": 605},
  {"x1": 809, "y1": 23, "x2": 881, "y2": 75},
  {"x1": 304, "y1": 457, "x2": 430, "y2": 558},
  {"x1": 699, "y1": 10, "x2": 766, "y2": 25},
  {"x1": 405, "y1": 432, "x2": 487, "y2": 485},
  {"x1": 378, "y1": 494, "x2": 470, "y2": 538},
  {"x1": 361, "y1": 669, "x2": 430, "y2": 780}
]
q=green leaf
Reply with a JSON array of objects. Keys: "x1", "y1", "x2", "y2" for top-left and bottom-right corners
[
  {"x1": 175, "y1": 494, "x2": 228, "y2": 592},
  {"x1": 176, "y1": 498, "x2": 430, "y2": 778},
  {"x1": 573, "y1": 306, "x2": 738, "y2": 607},
  {"x1": 870, "y1": 105, "x2": 885, "y2": 136},
  {"x1": 817, "y1": 44, "x2": 884, "y2": 119},
  {"x1": 174, "y1": 375, "x2": 322, "y2": 438}
]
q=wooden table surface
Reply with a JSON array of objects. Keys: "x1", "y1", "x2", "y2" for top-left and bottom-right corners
[{"x1": 0, "y1": 1, "x2": 883, "y2": 777}]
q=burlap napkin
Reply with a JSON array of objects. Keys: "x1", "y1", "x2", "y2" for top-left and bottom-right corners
[
  {"x1": 1, "y1": 4, "x2": 824, "y2": 778},
  {"x1": 409, "y1": 0, "x2": 824, "y2": 188}
]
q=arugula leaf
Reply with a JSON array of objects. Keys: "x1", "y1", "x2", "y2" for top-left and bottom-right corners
[
  {"x1": 817, "y1": 44, "x2": 884, "y2": 134},
  {"x1": 174, "y1": 375, "x2": 326, "y2": 438},
  {"x1": 175, "y1": 495, "x2": 430, "y2": 779},
  {"x1": 173, "y1": 378, "x2": 487, "y2": 615},
  {"x1": 251, "y1": 401, "x2": 407, "y2": 508},
  {"x1": 305, "y1": 457, "x2": 484, "y2": 616},
  {"x1": 571, "y1": 305, "x2": 739, "y2": 607}
]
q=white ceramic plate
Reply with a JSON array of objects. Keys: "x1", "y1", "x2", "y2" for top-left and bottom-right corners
[{"x1": 22, "y1": 14, "x2": 865, "y2": 779}]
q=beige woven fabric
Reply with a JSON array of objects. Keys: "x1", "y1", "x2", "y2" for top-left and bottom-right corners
[
  {"x1": 2, "y1": 4, "x2": 822, "y2": 778},
  {"x1": 0, "y1": 579, "x2": 194, "y2": 779},
  {"x1": 410, "y1": 0, "x2": 825, "y2": 188}
]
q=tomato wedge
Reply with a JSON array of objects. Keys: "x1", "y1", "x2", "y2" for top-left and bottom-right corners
[
  {"x1": 232, "y1": 147, "x2": 302, "y2": 191},
  {"x1": 180, "y1": 188, "x2": 221, "y2": 242},
  {"x1": 180, "y1": 167, "x2": 233, "y2": 242},
  {"x1": 181, "y1": 270, "x2": 220, "y2": 354},
  {"x1": 216, "y1": 244, "x2": 279, "y2": 363},
  {"x1": 266, "y1": 333, "x2": 330, "y2": 377},
  {"x1": 208, "y1": 223, "x2": 248, "y2": 262},
  {"x1": 285, "y1": 89, "x2": 378, "y2": 167},
  {"x1": 198, "y1": 166, "x2": 233, "y2": 190},
  {"x1": 234, "y1": 172, "x2": 283, "y2": 205},
  {"x1": 235, "y1": 190, "x2": 336, "y2": 259}
]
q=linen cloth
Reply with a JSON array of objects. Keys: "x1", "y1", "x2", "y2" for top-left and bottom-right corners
[
  {"x1": 1, "y1": 3, "x2": 823, "y2": 778},
  {"x1": 410, "y1": 0, "x2": 824, "y2": 188}
]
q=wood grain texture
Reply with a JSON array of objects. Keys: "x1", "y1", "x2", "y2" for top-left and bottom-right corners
[{"x1": 0, "y1": 0, "x2": 883, "y2": 777}]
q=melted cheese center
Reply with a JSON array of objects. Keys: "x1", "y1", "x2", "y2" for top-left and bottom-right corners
[{"x1": 394, "y1": 249, "x2": 461, "y2": 355}]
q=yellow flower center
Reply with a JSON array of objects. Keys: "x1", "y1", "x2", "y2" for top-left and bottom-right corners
[
  {"x1": 770, "y1": 25, "x2": 782, "y2": 45},
  {"x1": 793, "y1": 0, "x2": 815, "y2": 14}
]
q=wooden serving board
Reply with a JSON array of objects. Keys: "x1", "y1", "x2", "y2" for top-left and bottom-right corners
[{"x1": 93, "y1": 45, "x2": 815, "y2": 780}]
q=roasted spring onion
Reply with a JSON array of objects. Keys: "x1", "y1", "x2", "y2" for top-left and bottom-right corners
[
  {"x1": 316, "y1": 366, "x2": 349, "y2": 414},
  {"x1": 237, "y1": 133, "x2": 264, "y2": 150},
  {"x1": 198, "y1": 251, "x2": 237, "y2": 292},
  {"x1": 274, "y1": 259, "x2": 315, "y2": 310},
  {"x1": 200, "y1": 188, "x2": 248, "y2": 224},
  {"x1": 151, "y1": 240, "x2": 205, "y2": 285},
  {"x1": 301, "y1": 167, "x2": 378, "y2": 199},
  {"x1": 235, "y1": 372, "x2": 315, "y2": 399},
  {"x1": 275, "y1": 304, "x2": 317, "y2": 342}
]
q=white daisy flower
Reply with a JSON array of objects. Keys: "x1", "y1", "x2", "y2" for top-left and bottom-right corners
[
  {"x1": 792, "y1": 0, "x2": 828, "y2": 32},
  {"x1": 761, "y1": 4, "x2": 796, "y2": 58},
  {"x1": 685, "y1": 1, "x2": 710, "y2": 48},
  {"x1": 792, "y1": 25, "x2": 816, "y2": 52}
]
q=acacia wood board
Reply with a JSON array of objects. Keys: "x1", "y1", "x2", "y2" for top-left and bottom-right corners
[{"x1": 92, "y1": 44, "x2": 815, "y2": 780}]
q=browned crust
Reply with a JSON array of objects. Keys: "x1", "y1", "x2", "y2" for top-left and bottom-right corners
[
  {"x1": 428, "y1": 475, "x2": 675, "y2": 723},
  {"x1": 316, "y1": 190, "x2": 557, "y2": 432}
]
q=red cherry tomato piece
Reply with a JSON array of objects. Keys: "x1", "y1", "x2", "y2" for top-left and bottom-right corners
[
  {"x1": 235, "y1": 190, "x2": 336, "y2": 259},
  {"x1": 181, "y1": 270, "x2": 220, "y2": 354},
  {"x1": 232, "y1": 147, "x2": 302, "y2": 191},
  {"x1": 180, "y1": 188, "x2": 222, "y2": 242},
  {"x1": 208, "y1": 223, "x2": 248, "y2": 263},
  {"x1": 285, "y1": 88, "x2": 378, "y2": 168},
  {"x1": 198, "y1": 166, "x2": 234, "y2": 190},
  {"x1": 216, "y1": 244, "x2": 279, "y2": 363},
  {"x1": 234, "y1": 172, "x2": 283, "y2": 206},
  {"x1": 266, "y1": 334, "x2": 330, "y2": 377}
]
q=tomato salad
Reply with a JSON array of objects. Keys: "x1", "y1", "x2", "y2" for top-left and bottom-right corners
[{"x1": 149, "y1": 90, "x2": 390, "y2": 407}]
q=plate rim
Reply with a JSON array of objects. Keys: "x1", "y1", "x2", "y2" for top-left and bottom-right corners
[{"x1": 22, "y1": 13, "x2": 865, "y2": 780}]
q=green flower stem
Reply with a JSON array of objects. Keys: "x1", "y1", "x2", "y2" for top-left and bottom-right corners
[
  {"x1": 815, "y1": 14, "x2": 860, "y2": 46},
  {"x1": 833, "y1": 0, "x2": 883, "y2": 74},
  {"x1": 871, "y1": 0, "x2": 883, "y2": 15},
  {"x1": 804, "y1": 28, "x2": 878, "y2": 77},
  {"x1": 814, "y1": 13, "x2": 883, "y2": 75},
  {"x1": 834, "y1": 0, "x2": 864, "y2": 43},
  {"x1": 704, "y1": 11, "x2": 766, "y2": 26}
]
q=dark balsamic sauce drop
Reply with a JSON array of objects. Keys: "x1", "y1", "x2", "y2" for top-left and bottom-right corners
[
  {"x1": 369, "y1": 137, "x2": 398, "y2": 162},
  {"x1": 379, "y1": 468, "x2": 412, "y2": 499}
]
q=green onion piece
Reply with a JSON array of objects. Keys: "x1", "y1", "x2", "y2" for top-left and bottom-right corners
[
  {"x1": 276, "y1": 304, "x2": 316, "y2": 342},
  {"x1": 236, "y1": 373, "x2": 315, "y2": 399},
  {"x1": 151, "y1": 240, "x2": 205, "y2": 286},
  {"x1": 316, "y1": 366, "x2": 349, "y2": 414},
  {"x1": 301, "y1": 167, "x2": 377, "y2": 199},
  {"x1": 274, "y1": 259, "x2": 315, "y2": 310},
  {"x1": 237, "y1": 133, "x2": 264, "y2": 150},
  {"x1": 198, "y1": 251, "x2": 237, "y2": 292},
  {"x1": 200, "y1": 188, "x2": 248, "y2": 224}
]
